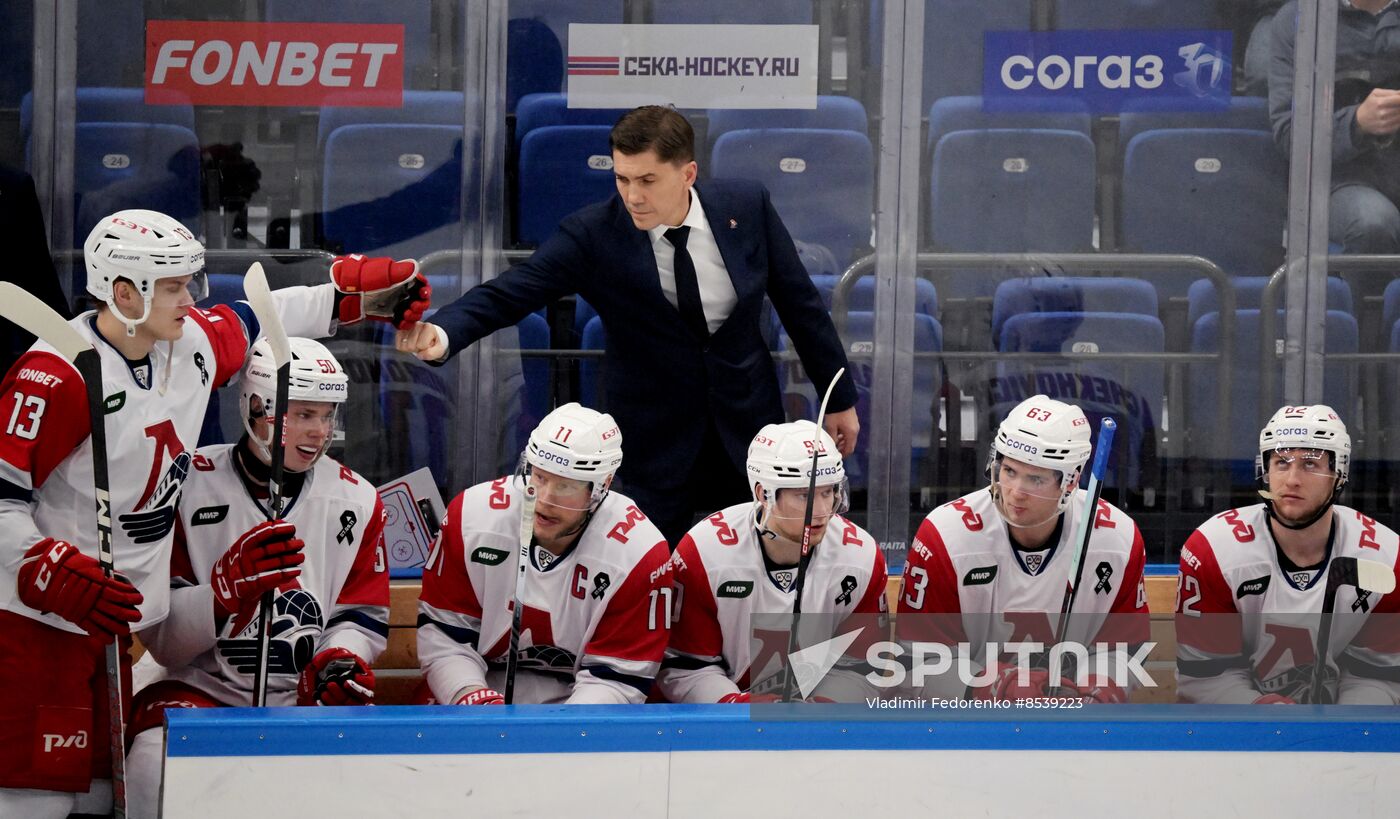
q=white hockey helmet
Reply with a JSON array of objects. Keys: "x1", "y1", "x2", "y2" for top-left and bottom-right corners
[
  {"x1": 988, "y1": 394, "x2": 1093, "y2": 511},
  {"x1": 747, "y1": 421, "x2": 850, "y2": 524},
  {"x1": 1256, "y1": 404, "x2": 1351, "y2": 489},
  {"x1": 519, "y1": 403, "x2": 623, "y2": 512},
  {"x1": 83, "y1": 209, "x2": 207, "y2": 334},
  {"x1": 241, "y1": 337, "x2": 349, "y2": 469}
]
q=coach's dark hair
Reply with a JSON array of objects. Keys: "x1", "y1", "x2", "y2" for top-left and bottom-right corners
[{"x1": 609, "y1": 106, "x2": 695, "y2": 163}]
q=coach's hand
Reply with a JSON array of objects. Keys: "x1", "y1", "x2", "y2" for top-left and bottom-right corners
[
  {"x1": 395, "y1": 321, "x2": 449, "y2": 362},
  {"x1": 16, "y1": 538, "x2": 143, "y2": 639},
  {"x1": 824, "y1": 407, "x2": 860, "y2": 457}
]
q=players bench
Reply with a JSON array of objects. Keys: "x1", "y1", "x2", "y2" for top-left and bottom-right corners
[{"x1": 129, "y1": 574, "x2": 1182, "y2": 704}]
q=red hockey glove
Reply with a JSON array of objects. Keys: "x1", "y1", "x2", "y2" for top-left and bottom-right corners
[
  {"x1": 1253, "y1": 693, "x2": 1296, "y2": 705},
  {"x1": 1076, "y1": 675, "x2": 1129, "y2": 704},
  {"x1": 298, "y1": 647, "x2": 375, "y2": 706},
  {"x1": 455, "y1": 688, "x2": 506, "y2": 706},
  {"x1": 970, "y1": 663, "x2": 1076, "y2": 702},
  {"x1": 211, "y1": 520, "x2": 304, "y2": 619},
  {"x1": 16, "y1": 538, "x2": 143, "y2": 639},
  {"x1": 717, "y1": 692, "x2": 782, "y2": 704},
  {"x1": 331, "y1": 254, "x2": 431, "y2": 330}
]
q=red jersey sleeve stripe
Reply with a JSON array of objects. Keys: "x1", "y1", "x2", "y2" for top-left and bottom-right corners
[{"x1": 584, "y1": 540, "x2": 672, "y2": 664}]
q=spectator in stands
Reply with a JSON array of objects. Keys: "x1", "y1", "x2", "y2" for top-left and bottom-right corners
[
  {"x1": 397, "y1": 106, "x2": 858, "y2": 545},
  {"x1": 1224, "y1": 0, "x2": 1287, "y2": 96},
  {"x1": 1269, "y1": 0, "x2": 1400, "y2": 253},
  {"x1": 0, "y1": 162, "x2": 67, "y2": 376}
]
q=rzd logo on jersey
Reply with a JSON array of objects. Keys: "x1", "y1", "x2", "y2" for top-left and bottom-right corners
[
  {"x1": 217, "y1": 587, "x2": 324, "y2": 680},
  {"x1": 42, "y1": 731, "x2": 88, "y2": 753}
]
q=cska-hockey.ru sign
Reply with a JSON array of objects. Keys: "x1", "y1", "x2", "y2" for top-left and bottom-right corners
[{"x1": 145, "y1": 20, "x2": 405, "y2": 107}]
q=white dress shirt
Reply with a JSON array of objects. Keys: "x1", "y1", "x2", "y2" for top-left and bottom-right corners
[{"x1": 647, "y1": 187, "x2": 738, "y2": 335}]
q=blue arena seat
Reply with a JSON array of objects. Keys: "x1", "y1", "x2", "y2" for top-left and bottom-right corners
[
  {"x1": 580, "y1": 315, "x2": 607, "y2": 409},
  {"x1": 707, "y1": 96, "x2": 868, "y2": 156},
  {"x1": 514, "y1": 93, "x2": 630, "y2": 150},
  {"x1": 317, "y1": 91, "x2": 467, "y2": 152},
  {"x1": 1118, "y1": 97, "x2": 1271, "y2": 151},
  {"x1": 711, "y1": 128, "x2": 874, "y2": 266},
  {"x1": 1189, "y1": 309, "x2": 1359, "y2": 475},
  {"x1": 1186, "y1": 276, "x2": 1354, "y2": 330},
  {"x1": 72, "y1": 122, "x2": 202, "y2": 244},
  {"x1": 650, "y1": 0, "x2": 812, "y2": 24},
  {"x1": 927, "y1": 96, "x2": 1092, "y2": 148},
  {"x1": 517, "y1": 125, "x2": 616, "y2": 244},
  {"x1": 1054, "y1": 0, "x2": 1219, "y2": 29},
  {"x1": 928, "y1": 129, "x2": 1096, "y2": 298},
  {"x1": 513, "y1": 312, "x2": 552, "y2": 455},
  {"x1": 995, "y1": 312, "x2": 1166, "y2": 490},
  {"x1": 1121, "y1": 129, "x2": 1288, "y2": 295},
  {"x1": 992, "y1": 277, "x2": 1159, "y2": 344},
  {"x1": 322, "y1": 123, "x2": 466, "y2": 258},
  {"x1": 812, "y1": 275, "x2": 939, "y2": 319},
  {"x1": 1383, "y1": 278, "x2": 1400, "y2": 336},
  {"x1": 779, "y1": 312, "x2": 943, "y2": 490}
]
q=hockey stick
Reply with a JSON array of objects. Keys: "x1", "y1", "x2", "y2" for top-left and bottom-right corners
[
  {"x1": 1311, "y1": 556, "x2": 1396, "y2": 704},
  {"x1": 0, "y1": 283, "x2": 128, "y2": 817},
  {"x1": 504, "y1": 484, "x2": 538, "y2": 704},
  {"x1": 780, "y1": 367, "x2": 846, "y2": 703},
  {"x1": 242, "y1": 263, "x2": 292, "y2": 707},
  {"x1": 1053, "y1": 417, "x2": 1117, "y2": 650}
]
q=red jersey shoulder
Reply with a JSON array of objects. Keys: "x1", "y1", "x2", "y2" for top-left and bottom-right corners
[
  {"x1": 185, "y1": 304, "x2": 250, "y2": 388},
  {"x1": 0, "y1": 349, "x2": 91, "y2": 488},
  {"x1": 925, "y1": 491, "x2": 993, "y2": 539}
]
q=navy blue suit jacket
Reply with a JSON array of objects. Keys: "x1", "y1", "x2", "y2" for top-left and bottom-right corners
[{"x1": 430, "y1": 178, "x2": 857, "y2": 490}]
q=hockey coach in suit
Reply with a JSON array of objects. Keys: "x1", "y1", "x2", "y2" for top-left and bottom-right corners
[{"x1": 397, "y1": 105, "x2": 857, "y2": 544}]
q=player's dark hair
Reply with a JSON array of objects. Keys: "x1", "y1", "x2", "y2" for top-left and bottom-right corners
[{"x1": 609, "y1": 106, "x2": 695, "y2": 164}]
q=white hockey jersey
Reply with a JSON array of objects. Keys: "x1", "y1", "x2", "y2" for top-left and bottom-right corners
[
  {"x1": 417, "y1": 477, "x2": 673, "y2": 705},
  {"x1": 1175, "y1": 503, "x2": 1400, "y2": 705},
  {"x1": 657, "y1": 503, "x2": 889, "y2": 703},
  {"x1": 132, "y1": 444, "x2": 389, "y2": 706},
  {"x1": 0, "y1": 288, "x2": 334, "y2": 634},
  {"x1": 897, "y1": 487, "x2": 1149, "y2": 697}
]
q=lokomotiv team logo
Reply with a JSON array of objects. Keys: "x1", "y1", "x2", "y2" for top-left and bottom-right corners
[{"x1": 217, "y1": 587, "x2": 325, "y2": 682}]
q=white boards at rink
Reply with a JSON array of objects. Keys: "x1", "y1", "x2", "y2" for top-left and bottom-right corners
[{"x1": 162, "y1": 704, "x2": 1400, "y2": 818}]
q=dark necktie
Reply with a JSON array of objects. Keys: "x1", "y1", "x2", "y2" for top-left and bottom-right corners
[{"x1": 664, "y1": 226, "x2": 709, "y2": 341}]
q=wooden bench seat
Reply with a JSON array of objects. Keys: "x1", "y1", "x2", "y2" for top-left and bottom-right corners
[{"x1": 376, "y1": 574, "x2": 1183, "y2": 704}]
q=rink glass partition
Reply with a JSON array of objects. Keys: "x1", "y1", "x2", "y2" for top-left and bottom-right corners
[{"x1": 8, "y1": 0, "x2": 1395, "y2": 568}]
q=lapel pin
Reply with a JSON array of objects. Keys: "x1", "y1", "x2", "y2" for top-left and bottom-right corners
[{"x1": 728, "y1": 218, "x2": 738, "y2": 229}]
